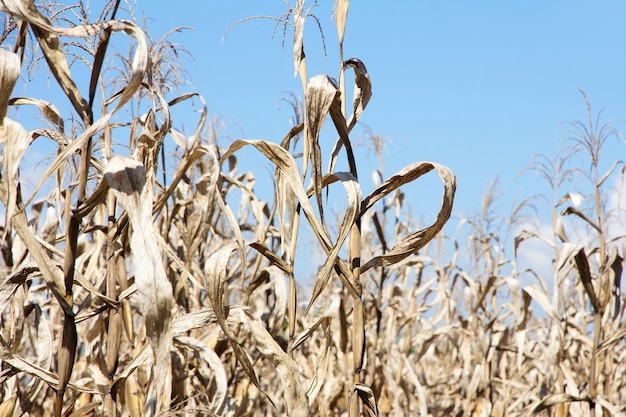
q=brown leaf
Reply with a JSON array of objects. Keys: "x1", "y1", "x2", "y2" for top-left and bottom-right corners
[
  {"x1": 572, "y1": 246, "x2": 601, "y2": 314},
  {"x1": 343, "y1": 58, "x2": 371, "y2": 131},
  {"x1": 305, "y1": 74, "x2": 339, "y2": 228},
  {"x1": 360, "y1": 162, "x2": 456, "y2": 272},
  {"x1": 222, "y1": 140, "x2": 362, "y2": 299}
]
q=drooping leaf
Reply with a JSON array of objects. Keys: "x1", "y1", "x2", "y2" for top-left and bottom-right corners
[
  {"x1": 104, "y1": 156, "x2": 173, "y2": 416},
  {"x1": 360, "y1": 162, "x2": 456, "y2": 271}
]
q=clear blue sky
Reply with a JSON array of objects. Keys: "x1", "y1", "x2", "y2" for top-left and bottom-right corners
[{"x1": 135, "y1": 1, "x2": 626, "y2": 228}]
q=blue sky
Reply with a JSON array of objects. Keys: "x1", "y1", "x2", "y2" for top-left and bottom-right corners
[{"x1": 135, "y1": 1, "x2": 626, "y2": 229}]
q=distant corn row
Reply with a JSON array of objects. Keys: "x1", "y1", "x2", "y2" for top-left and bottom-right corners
[{"x1": 0, "y1": 1, "x2": 624, "y2": 417}]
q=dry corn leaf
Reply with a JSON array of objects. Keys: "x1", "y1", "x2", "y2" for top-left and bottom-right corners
[
  {"x1": 343, "y1": 58, "x2": 371, "y2": 131},
  {"x1": 3, "y1": 0, "x2": 89, "y2": 121},
  {"x1": 248, "y1": 242, "x2": 293, "y2": 275},
  {"x1": 305, "y1": 74, "x2": 339, "y2": 228},
  {"x1": 203, "y1": 243, "x2": 265, "y2": 401},
  {"x1": 11, "y1": 207, "x2": 72, "y2": 315},
  {"x1": 67, "y1": 402, "x2": 101, "y2": 417},
  {"x1": 353, "y1": 383, "x2": 379, "y2": 417},
  {"x1": 221, "y1": 139, "x2": 332, "y2": 255},
  {"x1": 221, "y1": 140, "x2": 361, "y2": 299},
  {"x1": 0, "y1": 335, "x2": 95, "y2": 395},
  {"x1": 0, "y1": 264, "x2": 37, "y2": 311},
  {"x1": 335, "y1": 0, "x2": 349, "y2": 45},
  {"x1": 171, "y1": 308, "x2": 218, "y2": 335},
  {"x1": 0, "y1": 118, "x2": 29, "y2": 232},
  {"x1": 112, "y1": 343, "x2": 151, "y2": 386},
  {"x1": 561, "y1": 206, "x2": 601, "y2": 233},
  {"x1": 289, "y1": 316, "x2": 331, "y2": 406},
  {"x1": 571, "y1": 245, "x2": 600, "y2": 313},
  {"x1": 360, "y1": 162, "x2": 456, "y2": 272},
  {"x1": 327, "y1": 93, "x2": 357, "y2": 178},
  {"x1": 609, "y1": 250, "x2": 623, "y2": 320},
  {"x1": 263, "y1": 265, "x2": 289, "y2": 336},
  {"x1": 88, "y1": 2, "x2": 124, "y2": 107},
  {"x1": 327, "y1": 58, "x2": 370, "y2": 176},
  {"x1": 0, "y1": 48, "x2": 20, "y2": 123},
  {"x1": 233, "y1": 308, "x2": 310, "y2": 417},
  {"x1": 9, "y1": 97, "x2": 64, "y2": 132},
  {"x1": 514, "y1": 229, "x2": 555, "y2": 256},
  {"x1": 531, "y1": 393, "x2": 592, "y2": 414},
  {"x1": 104, "y1": 155, "x2": 172, "y2": 416},
  {"x1": 522, "y1": 285, "x2": 557, "y2": 321},
  {"x1": 307, "y1": 172, "x2": 361, "y2": 312}
]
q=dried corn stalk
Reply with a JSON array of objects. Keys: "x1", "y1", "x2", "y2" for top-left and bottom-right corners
[{"x1": 105, "y1": 156, "x2": 173, "y2": 416}]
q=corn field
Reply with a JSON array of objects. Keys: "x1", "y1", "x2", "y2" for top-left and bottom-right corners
[{"x1": 0, "y1": 1, "x2": 625, "y2": 416}]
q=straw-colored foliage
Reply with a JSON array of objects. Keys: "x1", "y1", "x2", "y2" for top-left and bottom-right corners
[{"x1": 0, "y1": 1, "x2": 624, "y2": 416}]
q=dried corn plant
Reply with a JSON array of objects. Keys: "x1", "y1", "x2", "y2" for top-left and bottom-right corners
[{"x1": 1, "y1": 1, "x2": 624, "y2": 417}]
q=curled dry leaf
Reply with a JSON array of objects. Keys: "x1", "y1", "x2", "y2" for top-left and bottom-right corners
[
  {"x1": 360, "y1": 161, "x2": 456, "y2": 272},
  {"x1": 10, "y1": 97, "x2": 65, "y2": 132},
  {"x1": 305, "y1": 74, "x2": 338, "y2": 229},
  {"x1": 327, "y1": 58, "x2": 370, "y2": 176},
  {"x1": 343, "y1": 58, "x2": 371, "y2": 131},
  {"x1": 571, "y1": 245, "x2": 601, "y2": 313},
  {"x1": 104, "y1": 156, "x2": 173, "y2": 416},
  {"x1": 353, "y1": 383, "x2": 379, "y2": 417}
]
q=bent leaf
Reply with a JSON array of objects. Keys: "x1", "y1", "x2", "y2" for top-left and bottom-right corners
[{"x1": 360, "y1": 161, "x2": 456, "y2": 272}]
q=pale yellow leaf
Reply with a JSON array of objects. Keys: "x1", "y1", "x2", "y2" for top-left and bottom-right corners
[
  {"x1": 335, "y1": 0, "x2": 349, "y2": 44},
  {"x1": 0, "y1": 48, "x2": 20, "y2": 123}
]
